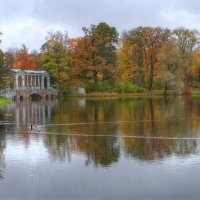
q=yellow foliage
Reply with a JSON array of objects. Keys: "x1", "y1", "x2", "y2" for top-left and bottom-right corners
[
  {"x1": 97, "y1": 72, "x2": 103, "y2": 80},
  {"x1": 190, "y1": 45, "x2": 200, "y2": 79}
]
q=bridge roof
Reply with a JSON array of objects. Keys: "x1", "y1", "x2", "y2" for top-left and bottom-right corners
[{"x1": 10, "y1": 69, "x2": 49, "y2": 75}]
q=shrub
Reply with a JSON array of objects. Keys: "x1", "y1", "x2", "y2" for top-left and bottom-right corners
[
  {"x1": 192, "y1": 81, "x2": 200, "y2": 88},
  {"x1": 85, "y1": 82, "x2": 95, "y2": 93},
  {"x1": 85, "y1": 81, "x2": 113, "y2": 93},
  {"x1": 98, "y1": 81, "x2": 113, "y2": 92},
  {"x1": 114, "y1": 82, "x2": 145, "y2": 93},
  {"x1": 60, "y1": 83, "x2": 72, "y2": 96}
]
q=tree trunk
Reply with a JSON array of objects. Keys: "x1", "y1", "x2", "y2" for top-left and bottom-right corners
[
  {"x1": 94, "y1": 100, "x2": 99, "y2": 122},
  {"x1": 148, "y1": 63, "x2": 154, "y2": 91},
  {"x1": 149, "y1": 98, "x2": 155, "y2": 135},
  {"x1": 164, "y1": 84, "x2": 167, "y2": 96},
  {"x1": 94, "y1": 72, "x2": 98, "y2": 92}
]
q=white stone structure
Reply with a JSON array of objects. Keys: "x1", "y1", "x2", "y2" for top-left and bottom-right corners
[
  {"x1": 0, "y1": 69, "x2": 58, "y2": 101},
  {"x1": 11, "y1": 69, "x2": 51, "y2": 90}
]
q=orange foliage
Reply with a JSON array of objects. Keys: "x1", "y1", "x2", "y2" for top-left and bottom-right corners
[
  {"x1": 190, "y1": 45, "x2": 200, "y2": 79},
  {"x1": 116, "y1": 39, "x2": 136, "y2": 82},
  {"x1": 14, "y1": 44, "x2": 36, "y2": 70}
]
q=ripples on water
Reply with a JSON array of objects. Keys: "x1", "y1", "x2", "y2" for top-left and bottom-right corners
[{"x1": 0, "y1": 97, "x2": 200, "y2": 199}]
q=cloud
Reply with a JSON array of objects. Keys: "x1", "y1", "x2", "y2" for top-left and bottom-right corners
[{"x1": 0, "y1": 0, "x2": 200, "y2": 50}]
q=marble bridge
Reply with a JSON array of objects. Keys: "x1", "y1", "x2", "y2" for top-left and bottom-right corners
[{"x1": 0, "y1": 69, "x2": 58, "y2": 101}]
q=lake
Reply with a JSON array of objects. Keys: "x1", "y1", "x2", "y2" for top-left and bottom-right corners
[{"x1": 0, "y1": 96, "x2": 200, "y2": 200}]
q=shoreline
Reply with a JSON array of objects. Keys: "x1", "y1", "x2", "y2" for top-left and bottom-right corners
[
  {"x1": 1, "y1": 89, "x2": 200, "y2": 103},
  {"x1": 0, "y1": 96, "x2": 11, "y2": 107},
  {"x1": 68, "y1": 89, "x2": 200, "y2": 98},
  {"x1": 68, "y1": 90, "x2": 176, "y2": 98}
]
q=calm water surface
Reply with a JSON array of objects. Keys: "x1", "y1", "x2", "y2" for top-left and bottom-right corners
[{"x1": 0, "y1": 96, "x2": 200, "y2": 200}]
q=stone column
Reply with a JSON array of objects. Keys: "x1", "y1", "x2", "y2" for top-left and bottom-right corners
[
  {"x1": 30, "y1": 75, "x2": 33, "y2": 89},
  {"x1": 27, "y1": 76, "x2": 29, "y2": 89},
  {"x1": 38, "y1": 76, "x2": 41, "y2": 89},
  {"x1": 35, "y1": 76, "x2": 37, "y2": 88},
  {"x1": 47, "y1": 77, "x2": 50, "y2": 89},
  {"x1": 34, "y1": 76, "x2": 37, "y2": 88},
  {"x1": 33, "y1": 76, "x2": 35, "y2": 88},
  {"x1": 15, "y1": 75, "x2": 19, "y2": 90},
  {"x1": 36, "y1": 76, "x2": 38, "y2": 89},
  {"x1": 22, "y1": 75, "x2": 25, "y2": 90},
  {"x1": 39, "y1": 76, "x2": 41, "y2": 89},
  {"x1": 41, "y1": 76, "x2": 44, "y2": 89}
]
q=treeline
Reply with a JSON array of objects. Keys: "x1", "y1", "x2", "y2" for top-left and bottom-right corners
[{"x1": 1, "y1": 23, "x2": 200, "y2": 95}]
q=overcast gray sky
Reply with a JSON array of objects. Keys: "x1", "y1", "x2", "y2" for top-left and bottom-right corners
[{"x1": 0, "y1": 0, "x2": 200, "y2": 51}]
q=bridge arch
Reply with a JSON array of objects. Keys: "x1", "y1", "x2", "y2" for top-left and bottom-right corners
[{"x1": 31, "y1": 93, "x2": 42, "y2": 101}]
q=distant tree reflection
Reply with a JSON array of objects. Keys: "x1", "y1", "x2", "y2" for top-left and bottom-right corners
[
  {"x1": 122, "y1": 138, "x2": 197, "y2": 161},
  {"x1": 43, "y1": 97, "x2": 200, "y2": 165},
  {"x1": 2, "y1": 97, "x2": 200, "y2": 168},
  {"x1": 0, "y1": 126, "x2": 6, "y2": 179}
]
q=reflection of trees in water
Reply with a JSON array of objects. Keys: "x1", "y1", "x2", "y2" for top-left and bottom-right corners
[
  {"x1": 72, "y1": 136, "x2": 119, "y2": 167},
  {"x1": 119, "y1": 97, "x2": 200, "y2": 161},
  {"x1": 44, "y1": 97, "x2": 200, "y2": 165},
  {"x1": 44, "y1": 134, "x2": 120, "y2": 167},
  {"x1": 122, "y1": 138, "x2": 197, "y2": 161},
  {"x1": 120, "y1": 97, "x2": 200, "y2": 132},
  {"x1": 44, "y1": 99, "x2": 120, "y2": 166},
  {"x1": 0, "y1": 126, "x2": 6, "y2": 179},
  {"x1": 44, "y1": 134, "x2": 72, "y2": 162}
]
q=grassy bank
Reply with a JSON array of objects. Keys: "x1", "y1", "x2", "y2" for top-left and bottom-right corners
[
  {"x1": 0, "y1": 96, "x2": 11, "y2": 107},
  {"x1": 69, "y1": 90, "x2": 177, "y2": 98}
]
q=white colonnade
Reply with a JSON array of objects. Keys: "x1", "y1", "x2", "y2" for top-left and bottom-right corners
[{"x1": 15, "y1": 74, "x2": 50, "y2": 90}]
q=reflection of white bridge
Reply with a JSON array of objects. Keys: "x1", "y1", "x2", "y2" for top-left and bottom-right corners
[{"x1": 0, "y1": 69, "x2": 58, "y2": 101}]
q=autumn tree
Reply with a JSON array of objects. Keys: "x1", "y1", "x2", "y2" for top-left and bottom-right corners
[
  {"x1": 69, "y1": 23, "x2": 118, "y2": 92},
  {"x1": 14, "y1": 44, "x2": 36, "y2": 70},
  {"x1": 158, "y1": 39, "x2": 185, "y2": 95},
  {"x1": 118, "y1": 29, "x2": 145, "y2": 85},
  {"x1": 140, "y1": 27, "x2": 170, "y2": 91},
  {"x1": 116, "y1": 38, "x2": 136, "y2": 82},
  {"x1": 190, "y1": 45, "x2": 200, "y2": 81},
  {"x1": 173, "y1": 28, "x2": 199, "y2": 85},
  {"x1": 67, "y1": 37, "x2": 84, "y2": 86},
  {"x1": 121, "y1": 27, "x2": 170, "y2": 90},
  {"x1": 40, "y1": 30, "x2": 69, "y2": 93}
]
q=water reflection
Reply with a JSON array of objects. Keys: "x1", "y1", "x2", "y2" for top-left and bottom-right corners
[
  {"x1": 2, "y1": 97, "x2": 200, "y2": 199},
  {"x1": 1, "y1": 97, "x2": 200, "y2": 167},
  {"x1": 0, "y1": 125, "x2": 5, "y2": 179},
  {"x1": 122, "y1": 138, "x2": 198, "y2": 161},
  {"x1": 42, "y1": 97, "x2": 200, "y2": 164}
]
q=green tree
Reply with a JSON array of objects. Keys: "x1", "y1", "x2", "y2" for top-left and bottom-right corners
[
  {"x1": 4, "y1": 48, "x2": 16, "y2": 69},
  {"x1": 0, "y1": 50, "x2": 9, "y2": 90},
  {"x1": 0, "y1": 33, "x2": 8, "y2": 90},
  {"x1": 40, "y1": 30, "x2": 69, "y2": 94}
]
